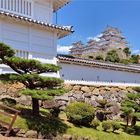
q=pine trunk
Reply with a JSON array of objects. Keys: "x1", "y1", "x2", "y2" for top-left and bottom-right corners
[
  {"x1": 126, "y1": 116, "x2": 129, "y2": 126},
  {"x1": 32, "y1": 98, "x2": 39, "y2": 116},
  {"x1": 131, "y1": 117, "x2": 137, "y2": 127}
]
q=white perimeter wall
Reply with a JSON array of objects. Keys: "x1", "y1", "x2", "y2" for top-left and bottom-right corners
[{"x1": 59, "y1": 63, "x2": 140, "y2": 83}]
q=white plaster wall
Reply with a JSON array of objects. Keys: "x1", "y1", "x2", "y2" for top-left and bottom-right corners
[
  {"x1": 33, "y1": 0, "x2": 53, "y2": 23},
  {"x1": 0, "y1": 19, "x2": 57, "y2": 64},
  {"x1": 59, "y1": 63, "x2": 140, "y2": 83}
]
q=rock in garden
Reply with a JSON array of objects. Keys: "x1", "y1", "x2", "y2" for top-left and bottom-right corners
[
  {"x1": 25, "y1": 130, "x2": 38, "y2": 138},
  {"x1": 81, "y1": 86, "x2": 91, "y2": 93}
]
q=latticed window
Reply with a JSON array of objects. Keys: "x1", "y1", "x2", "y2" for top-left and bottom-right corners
[
  {"x1": 0, "y1": 0, "x2": 33, "y2": 17},
  {"x1": 15, "y1": 50, "x2": 29, "y2": 59}
]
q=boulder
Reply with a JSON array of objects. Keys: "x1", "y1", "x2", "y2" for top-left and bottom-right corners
[
  {"x1": 17, "y1": 95, "x2": 32, "y2": 106},
  {"x1": 89, "y1": 86, "x2": 95, "y2": 92},
  {"x1": 92, "y1": 89, "x2": 100, "y2": 95},
  {"x1": 16, "y1": 129, "x2": 26, "y2": 138},
  {"x1": 25, "y1": 130, "x2": 38, "y2": 138},
  {"x1": 55, "y1": 93, "x2": 69, "y2": 102},
  {"x1": 81, "y1": 86, "x2": 91, "y2": 93},
  {"x1": 72, "y1": 85, "x2": 81, "y2": 91},
  {"x1": 119, "y1": 86, "x2": 127, "y2": 90},
  {"x1": 63, "y1": 134, "x2": 72, "y2": 140},
  {"x1": 64, "y1": 84, "x2": 73, "y2": 91},
  {"x1": 84, "y1": 92, "x2": 92, "y2": 98},
  {"x1": 0, "y1": 83, "x2": 7, "y2": 94}
]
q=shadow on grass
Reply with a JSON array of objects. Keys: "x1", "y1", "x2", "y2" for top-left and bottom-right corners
[
  {"x1": 120, "y1": 123, "x2": 140, "y2": 136},
  {"x1": 112, "y1": 131, "x2": 120, "y2": 135},
  {"x1": 16, "y1": 106, "x2": 69, "y2": 136}
]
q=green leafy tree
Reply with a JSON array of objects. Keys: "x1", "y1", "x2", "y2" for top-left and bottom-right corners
[
  {"x1": 123, "y1": 47, "x2": 131, "y2": 57},
  {"x1": 121, "y1": 93, "x2": 140, "y2": 127},
  {"x1": 0, "y1": 43, "x2": 65, "y2": 116},
  {"x1": 95, "y1": 55, "x2": 104, "y2": 61},
  {"x1": 130, "y1": 54, "x2": 139, "y2": 64},
  {"x1": 105, "y1": 50, "x2": 120, "y2": 63}
]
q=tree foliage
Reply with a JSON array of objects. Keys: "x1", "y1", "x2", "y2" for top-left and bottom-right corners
[
  {"x1": 123, "y1": 47, "x2": 131, "y2": 57},
  {"x1": 121, "y1": 93, "x2": 140, "y2": 127},
  {"x1": 65, "y1": 102, "x2": 95, "y2": 126},
  {"x1": 130, "y1": 54, "x2": 139, "y2": 64},
  {"x1": 105, "y1": 50, "x2": 120, "y2": 63},
  {"x1": 95, "y1": 55, "x2": 104, "y2": 61},
  {"x1": 0, "y1": 43, "x2": 64, "y2": 116},
  {"x1": 96, "y1": 99, "x2": 112, "y2": 121}
]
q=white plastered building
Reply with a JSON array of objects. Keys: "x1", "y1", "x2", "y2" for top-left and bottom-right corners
[{"x1": 0, "y1": 0, "x2": 73, "y2": 75}]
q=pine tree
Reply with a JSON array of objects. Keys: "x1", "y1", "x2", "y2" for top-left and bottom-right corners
[
  {"x1": 123, "y1": 47, "x2": 131, "y2": 57},
  {"x1": 96, "y1": 99, "x2": 112, "y2": 121},
  {"x1": 121, "y1": 93, "x2": 140, "y2": 127},
  {"x1": 0, "y1": 43, "x2": 65, "y2": 116},
  {"x1": 105, "y1": 50, "x2": 120, "y2": 63}
]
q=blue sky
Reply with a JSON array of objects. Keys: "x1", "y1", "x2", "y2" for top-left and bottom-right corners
[{"x1": 56, "y1": 0, "x2": 140, "y2": 54}]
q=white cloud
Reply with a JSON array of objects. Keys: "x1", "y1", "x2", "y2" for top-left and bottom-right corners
[
  {"x1": 87, "y1": 37, "x2": 94, "y2": 41},
  {"x1": 132, "y1": 49, "x2": 140, "y2": 54},
  {"x1": 87, "y1": 34, "x2": 103, "y2": 42},
  {"x1": 57, "y1": 45, "x2": 73, "y2": 54}
]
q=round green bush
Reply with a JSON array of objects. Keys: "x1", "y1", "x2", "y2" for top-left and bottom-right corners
[
  {"x1": 102, "y1": 121, "x2": 112, "y2": 131},
  {"x1": 112, "y1": 122, "x2": 121, "y2": 132},
  {"x1": 1, "y1": 98, "x2": 16, "y2": 107},
  {"x1": 65, "y1": 102, "x2": 95, "y2": 126},
  {"x1": 91, "y1": 119, "x2": 100, "y2": 129},
  {"x1": 125, "y1": 127, "x2": 135, "y2": 134}
]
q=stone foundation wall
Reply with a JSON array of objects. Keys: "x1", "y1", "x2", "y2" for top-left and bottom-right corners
[
  {"x1": 0, "y1": 82, "x2": 32, "y2": 106},
  {"x1": 55, "y1": 84, "x2": 138, "y2": 120},
  {"x1": 0, "y1": 81, "x2": 138, "y2": 119}
]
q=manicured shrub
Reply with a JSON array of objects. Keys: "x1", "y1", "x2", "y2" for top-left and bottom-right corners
[
  {"x1": 1, "y1": 98, "x2": 16, "y2": 107},
  {"x1": 125, "y1": 127, "x2": 135, "y2": 134},
  {"x1": 88, "y1": 55, "x2": 94, "y2": 59},
  {"x1": 112, "y1": 122, "x2": 121, "y2": 132},
  {"x1": 95, "y1": 55, "x2": 104, "y2": 60},
  {"x1": 65, "y1": 102, "x2": 95, "y2": 126},
  {"x1": 133, "y1": 126, "x2": 140, "y2": 135},
  {"x1": 102, "y1": 121, "x2": 112, "y2": 131},
  {"x1": 133, "y1": 87, "x2": 140, "y2": 92},
  {"x1": 91, "y1": 119, "x2": 100, "y2": 129},
  {"x1": 50, "y1": 107, "x2": 61, "y2": 118}
]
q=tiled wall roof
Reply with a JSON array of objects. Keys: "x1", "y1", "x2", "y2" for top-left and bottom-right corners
[{"x1": 58, "y1": 55, "x2": 140, "y2": 73}]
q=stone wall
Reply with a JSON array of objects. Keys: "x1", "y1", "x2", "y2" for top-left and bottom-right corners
[
  {"x1": 0, "y1": 81, "x2": 138, "y2": 120},
  {"x1": 0, "y1": 82, "x2": 32, "y2": 106},
  {"x1": 55, "y1": 84, "x2": 138, "y2": 120}
]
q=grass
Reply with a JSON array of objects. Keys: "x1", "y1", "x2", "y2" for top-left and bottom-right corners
[
  {"x1": 0, "y1": 105, "x2": 140, "y2": 140},
  {"x1": 60, "y1": 113, "x2": 140, "y2": 140},
  {"x1": 67, "y1": 126, "x2": 140, "y2": 140}
]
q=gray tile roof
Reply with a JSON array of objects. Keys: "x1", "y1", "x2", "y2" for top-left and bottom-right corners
[
  {"x1": 0, "y1": 11, "x2": 74, "y2": 38},
  {"x1": 53, "y1": 0, "x2": 70, "y2": 12},
  {"x1": 58, "y1": 55, "x2": 140, "y2": 73}
]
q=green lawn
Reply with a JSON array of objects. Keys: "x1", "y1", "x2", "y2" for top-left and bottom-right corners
[
  {"x1": 67, "y1": 126, "x2": 140, "y2": 140},
  {"x1": 60, "y1": 113, "x2": 140, "y2": 140},
  {"x1": 0, "y1": 105, "x2": 140, "y2": 140}
]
